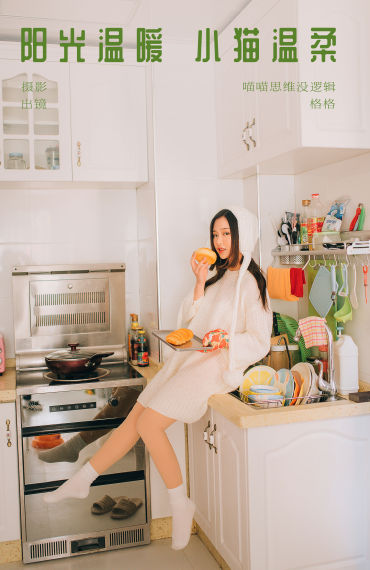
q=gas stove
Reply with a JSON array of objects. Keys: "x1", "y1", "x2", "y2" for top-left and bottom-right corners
[{"x1": 16, "y1": 362, "x2": 144, "y2": 395}]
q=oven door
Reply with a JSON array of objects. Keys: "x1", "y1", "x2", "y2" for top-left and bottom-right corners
[{"x1": 19, "y1": 384, "x2": 148, "y2": 542}]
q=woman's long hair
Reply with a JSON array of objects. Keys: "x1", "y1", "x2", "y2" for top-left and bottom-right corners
[{"x1": 205, "y1": 209, "x2": 268, "y2": 309}]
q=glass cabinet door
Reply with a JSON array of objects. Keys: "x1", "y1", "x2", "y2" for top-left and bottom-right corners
[{"x1": 0, "y1": 61, "x2": 71, "y2": 180}]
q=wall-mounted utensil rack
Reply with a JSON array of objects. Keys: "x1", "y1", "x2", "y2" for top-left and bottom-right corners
[{"x1": 272, "y1": 239, "x2": 370, "y2": 266}]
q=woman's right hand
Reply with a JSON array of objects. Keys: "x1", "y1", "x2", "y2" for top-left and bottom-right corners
[{"x1": 191, "y1": 252, "x2": 209, "y2": 286}]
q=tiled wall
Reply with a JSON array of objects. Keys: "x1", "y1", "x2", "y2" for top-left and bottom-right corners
[
  {"x1": 295, "y1": 152, "x2": 370, "y2": 382},
  {"x1": 0, "y1": 187, "x2": 139, "y2": 358}
]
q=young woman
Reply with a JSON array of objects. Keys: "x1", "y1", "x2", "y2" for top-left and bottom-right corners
[{"x1": 44, "y1": 206, "x2": 272, "y2": 550}]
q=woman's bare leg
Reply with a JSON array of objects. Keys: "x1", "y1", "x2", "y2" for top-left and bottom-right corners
[
  {"x1": 135, "y1": 407, "x2": 180, "y2": 487},
  {"x1": 90, "y1": 402, "x2": 145, "y2": 474},
  {"x1": 136, "y1": 408, "x2": 195, "y2": 549},
  {"x1": 44, "y1": 403, "x2": 146, "y2": 503}
]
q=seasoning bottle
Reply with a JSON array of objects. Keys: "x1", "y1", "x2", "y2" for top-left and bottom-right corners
[
  {"x1": 128, "y1": 314, "x2": 140, "y2": 363},
  {"x1": 300, "y1": 199, "x2": 311, "y2": 246},
  {"x1": 137, "y1": 329, "x2": 149, "y2": 367}
]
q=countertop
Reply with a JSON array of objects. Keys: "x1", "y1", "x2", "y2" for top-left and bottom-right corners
[{"x1": 3, "y1": 359, "x2": 370, "y2": 429}]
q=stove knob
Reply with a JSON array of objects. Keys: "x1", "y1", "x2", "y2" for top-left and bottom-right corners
[{"x1": 108, "y1": 397, "x2": 119, "y2": 407}]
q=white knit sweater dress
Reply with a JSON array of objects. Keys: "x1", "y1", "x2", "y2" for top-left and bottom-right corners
[{"x1": 137, "y1": 268, "x2": 273, "y2": 423}]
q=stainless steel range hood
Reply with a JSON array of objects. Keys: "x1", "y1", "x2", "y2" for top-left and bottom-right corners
[{"x1": 12, "y1": 263, "x2": 127, "y2": 369}]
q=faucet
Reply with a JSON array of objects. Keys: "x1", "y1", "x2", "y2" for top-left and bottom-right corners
[{"x1": 294, "y1": 323, "x2": 337, "y2": 400}]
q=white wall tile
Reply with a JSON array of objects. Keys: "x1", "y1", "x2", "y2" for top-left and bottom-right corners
[{"x1": 0, "y1": 187, "x2": 139, "y2": 357}]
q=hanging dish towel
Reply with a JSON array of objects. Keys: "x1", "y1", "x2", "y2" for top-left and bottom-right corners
[
  {"x1": 267, "y1": 267, "x2": 299, "y2": 301},
  {"x1": 298, "y1": 317, "x2": 327, "y2": 350},
  {"x1": 290, "y1": 268, "x2": 306, "y2": 298}
]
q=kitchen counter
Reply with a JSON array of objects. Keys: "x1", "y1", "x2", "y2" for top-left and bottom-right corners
[
  {"x1": 0, "y1": 360, "x2": 16, "y2": 403},
  {"x1": 3, "y1": 359, "x2": 370, "y2": 429}
]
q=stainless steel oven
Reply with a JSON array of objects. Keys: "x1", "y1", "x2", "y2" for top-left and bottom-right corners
[{"x1": 13, "y1": 264, "x2": 151, "y2": 564}]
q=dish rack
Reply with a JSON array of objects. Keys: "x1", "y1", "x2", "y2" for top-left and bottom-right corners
[{"x1": 238, "y1": 392, "x2": 326, "y2": 408}]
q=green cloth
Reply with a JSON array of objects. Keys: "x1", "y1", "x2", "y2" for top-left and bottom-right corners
[{"x1": 307, "y1": 261, "x2": 338, "y2": 340}]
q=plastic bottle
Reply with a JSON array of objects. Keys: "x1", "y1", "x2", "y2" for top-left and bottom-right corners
[
  {"x1": 137, "y1": 329, "x2": 149, "y2": 367},
  {"x1": 300, "y1": 199, "x2": 311, "y2": 245},
  {"x1": 333, "y1": 328, "x2": 359, "y2": 395},
  {"x1": 308, "y1": 193, "x2": 325, "y2": 234}
]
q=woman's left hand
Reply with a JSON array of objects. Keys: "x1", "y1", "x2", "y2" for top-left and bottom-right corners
[{"x1": 201, "y1": 329, "x2": 229, "y2": 352}]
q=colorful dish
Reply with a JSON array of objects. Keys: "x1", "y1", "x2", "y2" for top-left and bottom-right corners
[
  {"x1": 291, "y1": 363, "x2": 312, "y2": 405},
  {"x1": 271, "y1": 368, "x2": 295, "y2": 406},
  {"x1": 240, "y1": 365, "x2": 276, "y2": 394}
]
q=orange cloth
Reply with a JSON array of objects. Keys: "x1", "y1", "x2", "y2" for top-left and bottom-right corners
[{"x1": 267, "y1": 267, "x2": 299, "y2": 302}]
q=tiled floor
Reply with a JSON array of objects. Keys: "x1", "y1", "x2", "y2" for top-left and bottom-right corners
[{"x1": 7, "y1": 536, "x2": 221, "y2": 569}]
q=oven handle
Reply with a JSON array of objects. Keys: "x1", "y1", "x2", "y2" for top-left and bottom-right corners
[
  {"x1": 24, "y1": 470, "x2": 146, "y2": 495},
  {"x1": 22, "y1": 417, "x2": 124, "y2": 437}
]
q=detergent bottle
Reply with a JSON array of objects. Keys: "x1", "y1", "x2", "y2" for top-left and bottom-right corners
[{"x1": 333, "y1": 327, "x2": 359, "y2": 395}]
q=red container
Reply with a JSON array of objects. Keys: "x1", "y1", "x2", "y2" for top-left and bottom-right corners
[{"x1": 0, "y1": 334, "x2": 5, "y2": 375}]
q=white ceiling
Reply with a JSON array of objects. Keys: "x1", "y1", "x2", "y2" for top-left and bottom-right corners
[{"x1": 0, "y1": 0, "x2": 251, "y2": 45}]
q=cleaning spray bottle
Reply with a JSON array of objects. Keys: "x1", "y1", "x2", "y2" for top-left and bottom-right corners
[{"x1": 333, "y1": 326, "x2": 359, "y2": 395}]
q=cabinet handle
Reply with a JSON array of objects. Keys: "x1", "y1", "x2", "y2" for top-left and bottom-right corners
[
  {"x1": 203, "y1": 420, "x2": 211, "y2": 449},
  {"x1": 5, "y1": 418, "x2": 12, "y2": 447},
  {"x1": 76, "y1": 141, "x2": 81, "y2": 167},
  {"x1": 209, "y1": 424, "x2": 217, "y2": 453},
  {"x1": 242, "y1": 118, "x2": 256, "y2": 151}
]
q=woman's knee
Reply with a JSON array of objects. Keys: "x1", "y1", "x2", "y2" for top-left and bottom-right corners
[{"x1": 135, "y1": 408, "x2": 175, "y2": 438}]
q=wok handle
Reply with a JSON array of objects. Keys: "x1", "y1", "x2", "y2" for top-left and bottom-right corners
[{"x1": 85, "y1": 352, "x2": 114, "y2": 369}]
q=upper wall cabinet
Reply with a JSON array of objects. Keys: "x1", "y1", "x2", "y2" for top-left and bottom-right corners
[
  {"x1": 0, "y1": 60, "x2": 71, "y2": 180},
  {"x1": 70, "y1": 63, "x2": 147, "y2": 183},
  {"x1": 0, "y1": 43, "x2": 148, "y2": 183},
  {"x1": 215, "y1": 0, "x2": 370, "y2": 178}
]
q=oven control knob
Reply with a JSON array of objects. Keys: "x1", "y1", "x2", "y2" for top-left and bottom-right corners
[{"x1": 108, "y1": 397, "x2": 119, "y2": 407}]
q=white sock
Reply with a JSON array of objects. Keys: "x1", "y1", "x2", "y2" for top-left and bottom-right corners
[
  {"x1": 43, "y1": 461, "x2": 98, "y2": 504},
  {"x1": 168, "y1": 483, "x2": 195, "y2": 550},
  {"x1": 38, "y1": 434, "x2": 86, "y2": 463}
]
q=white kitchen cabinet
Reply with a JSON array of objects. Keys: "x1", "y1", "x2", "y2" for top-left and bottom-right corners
[
  {"x1": 0, "y1": 59, "x2": 71, "y2": 180},
  {"x1": 189, "y1": 409, "x2": 370, "y2": 569},
  {"x1": 188, "y1": 408, "x2": 247, "y2": 569},
  {"x1": 0, "y1": 402, "x2": 21, "y2": 542},
  {"x1": 188, "y1": 408, "x2": 215, "y2": 542},
  {"x1": 70, "y1": 62, "x2": 148, "y2": 183},
  {"x1": 216, "y1": 0, "x2": 370, "y2": 178}
]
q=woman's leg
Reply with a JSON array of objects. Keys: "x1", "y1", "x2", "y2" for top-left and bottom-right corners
[
  {"x1": 39, "y1": 388, "x2": 139, "y2": 464},
  {"x1": 136, "y1": 408, "x2": 195, "y2": 550},
  {"x1": 44, "y1": 402, "x2": 146, "y2": 503},
  {"x1": 135, "y1": 407, "x2": 180, "y2": 487}
]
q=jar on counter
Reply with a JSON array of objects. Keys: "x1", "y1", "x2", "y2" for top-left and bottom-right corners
[
  {"x1": 270, "y1": 343, "x2": 301, "y2": 370},
  {"x1": 45, "y1": 146, "x2": 60, "y2": 170},
  {"x1": 6, "y1": 152, "x2": 26, "y2": 169}
]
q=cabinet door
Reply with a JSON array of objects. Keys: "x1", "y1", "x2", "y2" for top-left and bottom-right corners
[
  {"x1": 215, "y1": 12, "x2": 259, "y2": 179},
  {"x1": 247, "y1": 416, "x2": 370, "y2": 570},
  {"x1": 257, "y1": 0, "x2": 299, "y2": 163},
  {"x1": 298, "y1": 0, "x2": 370, "y2": 149},
  {"x1": 0, "y1": 60, "x2": 71, "y2": 180},
  {"x1": 0, "y1": 403, "x2": 20, "y2": 542},
  {"x1": 212, "y1": 410, "x2": 248, "y2": 570},
  {"x1": 70, "y1": 63, "x2": 148, "y2": 183},
  {"x1": 188, "y1": 408, "x2": 216, "y2": 542}
]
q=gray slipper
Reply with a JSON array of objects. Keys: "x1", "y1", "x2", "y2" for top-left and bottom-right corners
[
  {"x1": 91, "y1": 494, "x2": 116, "y2": 515},
  {"x1": 110, "y1": 496, "x2": 143, "y2": 519}
]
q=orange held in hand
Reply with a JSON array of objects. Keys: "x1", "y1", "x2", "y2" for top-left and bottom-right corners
[
  {"x1": 166, "y1": 328, "x2": 194, "y2": 346},
  {"x1": 202, "y1": 329, "x2": 229, "y2": 352},
  {"x1": 194, "y1": 247, "x2": 217, "y2": 265}
]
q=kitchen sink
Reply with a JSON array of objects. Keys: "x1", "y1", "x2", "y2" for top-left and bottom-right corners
[{"x1": 230, "y1": 390, "x2": 346, "y2": 409}]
